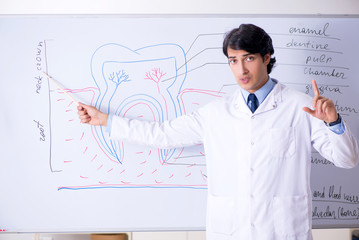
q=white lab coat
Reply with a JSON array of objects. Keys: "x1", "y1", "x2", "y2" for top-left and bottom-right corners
[{"x1": 109, "y1": 80, "x2": 359, "y2": 240}]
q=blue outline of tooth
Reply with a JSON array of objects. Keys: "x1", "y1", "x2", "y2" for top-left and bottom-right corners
[{"x1": 90, "y1": 43, "x2": 187, "y2": 164}]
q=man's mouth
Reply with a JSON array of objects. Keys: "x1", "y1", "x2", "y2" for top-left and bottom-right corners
[{"x1": 240, "y1": 77, "x2": 250, "y2": 84}]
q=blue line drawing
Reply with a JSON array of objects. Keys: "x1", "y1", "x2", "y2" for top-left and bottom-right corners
[{"x1": 90, "y1": 43, "x2": 188, "y2": 164}]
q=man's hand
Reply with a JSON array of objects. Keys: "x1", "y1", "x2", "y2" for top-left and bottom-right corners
[
  {"x1": 302, "y1": 79, "x2": 338, "y2": 123},
  {"x1": 77, "y1": 103, "x2": 109, "y2": 126}
]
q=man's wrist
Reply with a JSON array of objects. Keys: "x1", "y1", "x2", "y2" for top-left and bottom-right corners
[
  {"x1": 101, "y1": 113, "x2": 109, "y2": 126},
  {"x1": 324, "y1": 113, "x2": 341, "y2": 127}
]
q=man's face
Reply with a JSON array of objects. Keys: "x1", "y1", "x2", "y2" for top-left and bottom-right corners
[{"x1": 227, "y1": 48, "x2": 270, "y2": 93}]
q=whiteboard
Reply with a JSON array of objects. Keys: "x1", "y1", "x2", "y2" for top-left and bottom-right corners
[{"x1": 0, "y1": 15, "x2": 359, "y2": 232}]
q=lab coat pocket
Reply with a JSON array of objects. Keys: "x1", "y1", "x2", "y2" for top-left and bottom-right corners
[
  {"x1": 272, "y1": 195, "x2": 310, "y2": 237},
  {"x1": 207, "y1": 195, "x2": 235, "y2": 235},
  {"x1": 270, "y1": 127, "x2": 296, "y2": 159}
]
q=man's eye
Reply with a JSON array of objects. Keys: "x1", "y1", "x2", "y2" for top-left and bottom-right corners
[
  {"x1": 229, "y1": 59, "x2": 237, "y2": 64},
  {"x1": 246, "y1": 56, "x2": 254, "y2": 62}
]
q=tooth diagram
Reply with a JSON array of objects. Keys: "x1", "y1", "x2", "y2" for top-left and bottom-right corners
[
  {"x1": 90, "y1": 43, "x2": 189, "y2": 165},
  {"x1": 49, "y1": 33, "x2": 229, "y2": 190}
]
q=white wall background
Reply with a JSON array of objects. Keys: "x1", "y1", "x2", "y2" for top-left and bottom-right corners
[
  {"x1": 0, "y1": 0, "x2": 358, "y2": 239},
  {"x1": 0, "y1": 0, "x2": 359, "y2": 14}
]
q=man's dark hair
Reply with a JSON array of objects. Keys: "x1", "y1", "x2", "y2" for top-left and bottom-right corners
[{"x1": 223, "y1": 24, "x2": 276, "y2": 74}]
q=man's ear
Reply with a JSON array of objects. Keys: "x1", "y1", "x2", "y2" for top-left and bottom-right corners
[{"x1": 263, "y1": 53, "x2": 271, "y2": 65}]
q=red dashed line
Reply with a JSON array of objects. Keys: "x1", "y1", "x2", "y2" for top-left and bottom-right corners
[
  {"x1": 155, "y1": 180, "x2": 163, "y2": 184},
  {"x1": 200, "y1": 152, "x2": 205, "y2": 156},
  {"x1": 83, "y1": 146, "x2": 88, "y2": 154},
  {"x1": 120, "y1": 169, "x2": 126, "y2": 174},
  {"x1": 140, "y1": 160, "x2": 147, "y2": 164},
  {"x1": 65, "y1": 139, "x2": 73, "y2": 142},
  {"x1": 80, "y1": 176, "x2": 88, "y2": 179},
  {"x1": 64, "y1": 161, "x2": 72, "y2": 163},
  {"x1": 68, "y1": 119, "x2": 75, "y2": 122},
  {"x1": 57, "y1": 98, "x2": 65, "y2": 102},
  {"x1": 80, "y1": 132, "x2": 85, "y2": 140},
  {"x1": 152, "y1": 169, "x2": 158, "y2": 174},
  {"x1": 137, "y1": 173, "x2": 144, "y2": 177},
  {"x1": 121, "y1": 181, "x2": 130, "y2": 184},
  {"x1": 107, "y1": 168, "x2": 114, "y2": 173},
  {"x1": 185, "y1": 173, "x2": 192, "y2": 177},
  {"x1": 136, "y1": 152, "x2": 143, "y2": 154},
  {"x1": 187, "y1": 163, "x2": 196, "y2": 168},
  {"x1": 97, "y1": 164, "x2": 103, "y2": 170},
  {"x1": 148, "y1": 150, "x2": 152, "y2": 156},
  {"x1": 169, "y1": 174, "x2": 174, "y2": 178},
  {"x1": 65, "y1": 109, "x2": 72, "y2": 112},
  {"x1": 91, "y1": 154, "x2": 98, "y2": 162}
]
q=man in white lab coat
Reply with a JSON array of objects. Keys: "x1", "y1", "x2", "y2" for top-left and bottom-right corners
[{"x1": 78, "y1": 24, "x2": 359, "y2": 240}]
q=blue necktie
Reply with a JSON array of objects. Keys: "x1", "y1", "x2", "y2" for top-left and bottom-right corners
[{"x1": 248, "y1": 93, "x2": 258, "y2": 113}]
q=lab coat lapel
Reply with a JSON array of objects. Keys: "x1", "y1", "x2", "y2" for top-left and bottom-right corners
[
  {"x1": 255, "y1": 82, "x2": 283, "y2": 114},
  {"x1": 231, "y1": 81, "x2": 283, "y2": 116}
]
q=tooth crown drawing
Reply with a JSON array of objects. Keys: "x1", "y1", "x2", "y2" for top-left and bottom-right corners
[{"x1": 91, "y1": 43, "x2": 188, "y2": 165}]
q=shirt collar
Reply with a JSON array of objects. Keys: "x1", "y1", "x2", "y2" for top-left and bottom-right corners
[{"x1": 240, "y1": 76, "x2": 276, "y2": 104}]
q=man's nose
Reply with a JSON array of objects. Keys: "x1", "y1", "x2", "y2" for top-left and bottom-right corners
[{"x1": 238, "y1": 61, "x2": 248, "y2": 75}]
